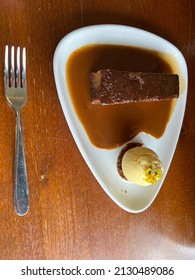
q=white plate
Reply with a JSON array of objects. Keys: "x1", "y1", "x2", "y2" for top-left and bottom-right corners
[{"x1": 53, "y1": 24, "x2": 188, "y2": 213}]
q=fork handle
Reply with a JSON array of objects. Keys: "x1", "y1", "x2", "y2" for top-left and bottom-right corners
[{"x1": 14, "y1": 111, "x2": 29, "y2": 216}]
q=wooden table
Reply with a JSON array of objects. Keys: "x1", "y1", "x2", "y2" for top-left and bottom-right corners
[{"x1": 0, "y1": 0, "x2": 194, "y2": 260}]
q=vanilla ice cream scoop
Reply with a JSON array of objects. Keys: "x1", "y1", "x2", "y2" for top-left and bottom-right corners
[{"x1": 120, "y1": 146, "x2": 163, "y2": 186}]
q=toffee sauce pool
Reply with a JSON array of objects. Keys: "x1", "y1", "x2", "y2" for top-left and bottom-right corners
[{"x1": 66, "y1": 44, "x2": 175, "y2": 149}]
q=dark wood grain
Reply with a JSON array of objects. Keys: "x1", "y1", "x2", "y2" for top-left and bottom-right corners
[{"x1": 0, "y1": 0, "x2": 194, "y2": 260}]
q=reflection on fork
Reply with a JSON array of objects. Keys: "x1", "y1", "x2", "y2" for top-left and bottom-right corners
[{"x1": 4, "y1": 45, "x2": 29, "y2": 216}]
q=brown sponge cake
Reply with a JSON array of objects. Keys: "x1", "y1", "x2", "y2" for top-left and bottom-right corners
[{"x1": 89, "y1": 69, "x2": 179, "y2": 105}]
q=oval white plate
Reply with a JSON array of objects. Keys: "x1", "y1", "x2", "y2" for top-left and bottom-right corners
[{"x1": 53, "y1": 24, "x2": 188, "y2": 213}]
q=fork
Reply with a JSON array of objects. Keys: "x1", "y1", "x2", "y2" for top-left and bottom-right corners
[{"x1": 4, "y1": 45, "x2": 29, "y2": 216}]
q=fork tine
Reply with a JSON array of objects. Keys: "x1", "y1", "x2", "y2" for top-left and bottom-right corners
[
  {"x1": 10, "y1": 46, "x2": 15, "y2": 87},
  {"x1": 22, "y1": 47, "x2": 26, "y2": 88},
  {"x1": 16, "y1": 47, "x2": 21, "y2": 88},
  {"x1": 4, "y1": 45, "x2": 9, "y2": 87}
]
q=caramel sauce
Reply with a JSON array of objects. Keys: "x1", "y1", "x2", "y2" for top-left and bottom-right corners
[{"x1": 66, "y1": 44, "x2": 176, "y2": 149}]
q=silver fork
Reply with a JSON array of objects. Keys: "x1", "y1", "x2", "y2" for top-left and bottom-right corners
[{"x1": 4, "y1": 45, "x2": 29, "y2": 216}]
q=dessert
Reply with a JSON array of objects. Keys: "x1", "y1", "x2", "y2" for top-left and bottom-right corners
[
  {"x1": 67, "y1": 44, "x2": 176, "y2": 149},
  {"x1": 89, "y1": 69, "x2": 179, "y2": 105},
  {"x1": 117, "y1": 143, "x2": 163, "y2": 186}
]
